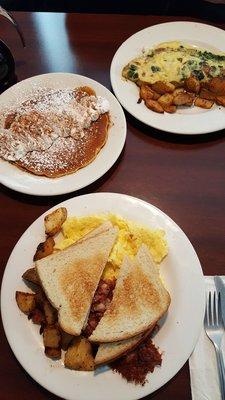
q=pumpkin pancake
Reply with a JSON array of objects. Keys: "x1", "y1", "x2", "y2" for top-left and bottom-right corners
[
  {"x1": 0, "y1": 86, "x2": 110, "y2": 178},
  {"x1": 16, "y1": 113, "x2": 109, "y2": 178}
]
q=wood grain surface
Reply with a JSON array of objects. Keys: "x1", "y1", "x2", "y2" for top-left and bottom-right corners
[{"x1": 0, "y1": 12, "x2": 225, "y2": 400}]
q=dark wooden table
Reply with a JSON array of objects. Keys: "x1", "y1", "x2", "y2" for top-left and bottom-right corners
[{"x1": 0, "y1": 12, "x2": 225, "y2": 400}]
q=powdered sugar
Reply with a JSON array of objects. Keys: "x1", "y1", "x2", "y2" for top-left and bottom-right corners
[{"x1": 0, "y1": 87, "x2": 110, "y2": 168}]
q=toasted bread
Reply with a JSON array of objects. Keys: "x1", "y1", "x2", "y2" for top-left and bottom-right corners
[
  {"x1": 36, "y1": 222, "x2": 118, "y2": 335},
  {"x1": 89, "y1": 244, "x2": 170, "y2": 343},
  {"x1": 95, "y1": 328, "x2": 153, "y2": 366}
]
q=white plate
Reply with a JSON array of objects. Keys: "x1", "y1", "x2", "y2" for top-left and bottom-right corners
[
  {"x1": 110, "y1": 21, "x2": 225, "y2": 135},
  {"x1": 0, "y1": 73, "x2": 126, "y2": 195},
  {"x1": 1, "y1": 192, "x2": 205, "y2": 400}
]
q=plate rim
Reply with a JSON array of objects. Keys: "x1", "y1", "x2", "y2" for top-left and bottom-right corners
[
  {"x1": 1, "y1": 192, "x2": 205, "y2": 400},
  {"x1": 0, "y1": 72, "x2": 127, "y2": 196},
  {"x1": 110, "y1": 21, "x2": 225, "y2": 135}
]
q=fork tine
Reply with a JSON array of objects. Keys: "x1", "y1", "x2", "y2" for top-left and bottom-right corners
[
  {"x1": 204, "y1": 290, "x2": 210, "y2": 325},
  {"x1": 218, "y1": 292, "x2": 222, "y2": 325},
  {"x1": 213, "y1": 290, "x2": 217, "y2": 326},
  {"x1": 208, "y1": 291, "x2": 212, "y2": 326}
]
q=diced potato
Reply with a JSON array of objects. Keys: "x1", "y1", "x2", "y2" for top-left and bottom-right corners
[
  {"x1": 216, "y1": 96, "x2": 225, "y2": 107},
  {"x1": 151, "y1": 81, "x2": 175, "y2": 94},
  {"x1": 163, "y1": 105, "x2": 177, "y2": 113},
  {"x1": 45, "y1": 347, "x2": 61, "y2": 359},
  {"x1": 170, "y1": 81, "x2": 184, "y2": 88},
  {"x1": 199, "y1": 88, "x2": 216, "y2": 101},
  {"x1": 151, "y1": 90, "x2": 161, "y2": 100},
  {"x1": 60, "y1": 329, "x2": 74, "y2": 351},
  {"x1": 173, "y1": 87, "x2": 186, "y2": 96},
  {"x1": 140, "y1": 84, "x2": 154, "y2": 101},
  {"x1": 158, "y1": 93, "x2": 174, "y2": 108},
  {"x1": 173, "y1": 92, "x2": 194, "y2": 106},
  {"x1": 185, "y1": 76, "x2": 200, "y2": 93},
  {"x1": 194, "y1": 97, "x2": 214, "y2": 109},
  {"x1": 145, "y1": 99, "x2": 164, "y2": 113},
  {"x1": 208, "y1": 77, "x2": 225, "y2": 95},
  {"x1": 44, "y1": 207, "x2": 67, "y2": 236},
  {"x1": 43, "y1": 301, "x2": 57, "y2": 325},
  {"x1": 35, "y1": 288, "x2": 47, "y2": 308},
  {"x1": 29, "y1": 308, "x2": 45, "y2": 325},
  {"x1": 33, "y1": 236, "x2": 55, "y2": 261},
  {"x1": 22, "y1": 267, "x2": 40, "y2": 285},
  {"x1": 16, "y1": 291, "x2": 36, "y2": 314},
  {"x1": 43, "y1": 325, "x2": 61, "y2": 348},
  {"x1": 64, "y1": 337, "x2": 95, "y2": 371}
]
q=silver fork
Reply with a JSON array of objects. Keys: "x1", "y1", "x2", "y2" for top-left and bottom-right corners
[{"x1": 204, "y1": 289, "x2": 225, "y2": 400}]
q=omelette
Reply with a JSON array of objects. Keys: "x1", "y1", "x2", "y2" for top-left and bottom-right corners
[
  {"x1": 55, "y1": 214, "x2": 168, "y2": 279},
  {"x1": 122, "y1": 41, "x2": 225, "y2": 85}
]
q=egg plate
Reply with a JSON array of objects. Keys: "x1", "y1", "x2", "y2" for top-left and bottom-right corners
[
  {"x1": 1, "y1": 192, "x2": 205, "y2": 400},
  {"x1": 110, "y1": 21, "x2": 225, "y2": 134}
]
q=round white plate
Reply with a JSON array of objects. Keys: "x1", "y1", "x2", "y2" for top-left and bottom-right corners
[
  {"x1": 0, "y1": 73, "x2": 126, "y2": 195},
  {"x1": 1, "y1": 192, "x2": 205, "y2": 400},
  {"x1": 110, "y1": 21, "x2": 225, "y2": 135}
]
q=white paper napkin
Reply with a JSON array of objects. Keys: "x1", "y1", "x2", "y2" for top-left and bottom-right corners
[{"x1": 189, "y1": 276, "x2": 225, "y2": 400}]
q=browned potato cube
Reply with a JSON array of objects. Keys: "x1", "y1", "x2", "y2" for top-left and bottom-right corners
[
  {"x1": 216, "y1": 96, "x2": 225, "y2": 107},
  {"x1": 151, "y1": 81, "x2": 175, "y2": 94},
  {"x1": 22, "y1": 267, "x2": 40, "y2": 285},
  {"x1": 173, "y1": 92, "x2": 194, "y2": 106},
  {"x1": 199, "y1": 88, "x2": 216, "y2": 101},
  {"x1": 145, "y1": 99, "x2": 164, "y2": 113},
  {"x1": 60, "y1": 330, "x2": 74, "y2": 351},
  {"x1": 185, "y1": 76, "x2": 200, "y2": 93},
  {"x1": 16, "y1": 291, "x2": 36, "y2": 314},
  {"x1": 64, "y1": 337, "x2": 95, "y2": 371},
  {"x1": 140, "y1": 84, "x2": 154, "y2": 101},
  {"x1": 43, "y1": 326, "x2": 61, "y2": 348},
  {"x1": 158, "y1": 93, "x2": 174, "y2": 108},
  {"x1": 170, "y1": 81, "x2": 184, "y2": 88},
  {"x1": 151, "y1": 90, "x2": 161, "y2": 100},
  {"x1": 44, "y1": 207, "x2": 67, "y2": 236},
  {"x1": 45, "y1": 347, "x2": 61, "y2": 359},
  {"x1": 173, "y1": 87, "x2": 186, "y2": 96},
  {"x1": 35, "y1": 288, "x2": 47, "y2": 308},
  {"x1": 208, "y1": 77, "x2": 225, "y2": 95},
  {"x1": 33, "y1": 236, "x2": 55, "y2": 261},
  {"x1": 163, "y1": 105, "x2": 177, "y2": 113},
  {"x1": 43, "y1": 301, "x2": 57, "y2": 325},
  {"x1": 194, "y1": 97, "x2": 214, "y2": 109},
  {"x1": 29, "y1": 308, "x2": 45, "y2": 325}
]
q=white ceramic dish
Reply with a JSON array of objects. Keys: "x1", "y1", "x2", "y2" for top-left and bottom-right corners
[
  {"x1": 1, "y1": 192, "x2": 205, "y2": 400},
  {"x1": 110, "y1": 21, "x2": 225, "y2": 135},
  {"x1": 0, "y1": 73, "x2": 126, "y2": 195}
]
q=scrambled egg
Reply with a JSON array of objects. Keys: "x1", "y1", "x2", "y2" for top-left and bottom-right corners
[
  {"x1": 122, "y1": 41, "x2": 225, "y2": 84},
  {"x1": 55, "y1": 214, "x2": 168, "y2": 280}
]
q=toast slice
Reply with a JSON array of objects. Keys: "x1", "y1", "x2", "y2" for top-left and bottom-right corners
[
  {"x1": 95, "y1": 328, "x2": 153, "y2": 366},
  {"x1": 36, "y1": 222, "x2": 118, "y2": 336},
  {"x1": 89, "y1": 244, "x2": 170, "y2": 343}
]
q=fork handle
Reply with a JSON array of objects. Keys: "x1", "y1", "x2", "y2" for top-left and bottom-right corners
[{"x1": 215, "y1": 347, "x2": 225, "y2": 400}]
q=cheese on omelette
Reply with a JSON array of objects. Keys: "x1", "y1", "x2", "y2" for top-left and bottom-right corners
[{"x1": 55, "y1": 214, "x2": 168, "y2": 280}]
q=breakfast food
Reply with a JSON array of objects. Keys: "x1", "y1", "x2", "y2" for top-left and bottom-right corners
[
  {"x1": 0, "y1": 86, "x2": 110, "y2": 177},
  {"x1": 36, "y1": 221, "x2": 118, "y2": 335},
  {"x1": 122, "y1": 41, "x2": 225, "y2": 113},
  {"x1": 16, "y1": 208, "x2": 170, "y2": 386},
  {"x1": 89, "y1": 245, "x2": 170, "y2": 342}
]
